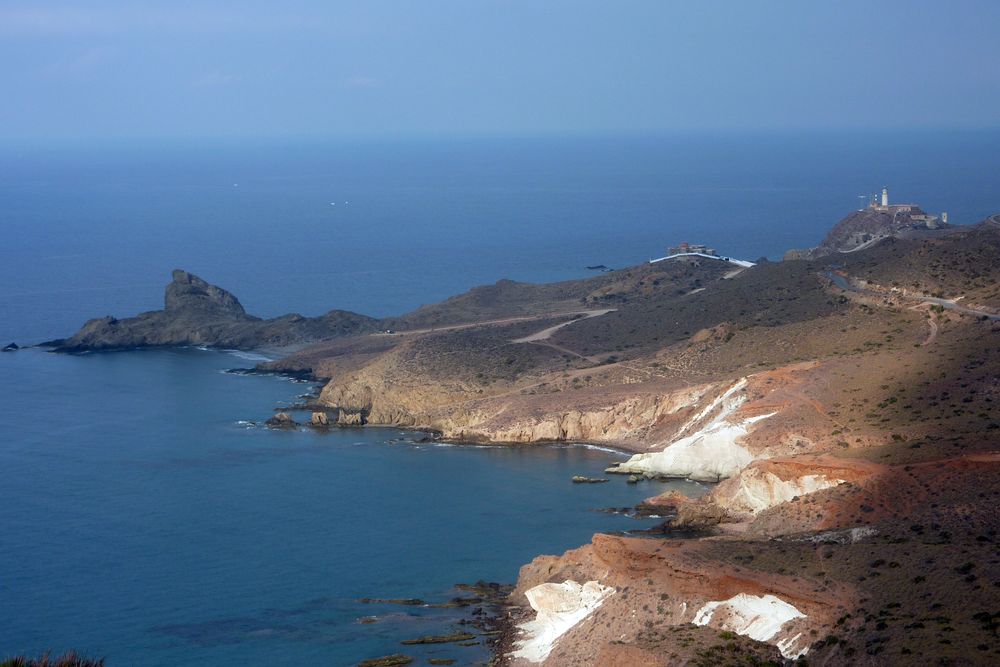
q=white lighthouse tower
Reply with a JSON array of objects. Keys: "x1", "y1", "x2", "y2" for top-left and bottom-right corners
[{"x1": 881, "y1": 187, "x2": 889, "y2": 207}]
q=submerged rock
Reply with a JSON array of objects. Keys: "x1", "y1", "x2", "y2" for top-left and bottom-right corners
[
  {"x1": 356, "y1": 655, "x2": 413, "y2": 667},
  {"x1": 572, "y1": 476, "x2": 609, "y2": 484},
  {"x1": 358, "y1": 597, "x2": 425, "y2": 606},
  {"x1": 427, "y1": 596, "x2": 482, "y2": 608},
  {"x1": 454, "y1": 580, "x2": 512, "y2": 600},
  {"x1": 400, "y1": 632, "x2": 476, "y2": 645}
]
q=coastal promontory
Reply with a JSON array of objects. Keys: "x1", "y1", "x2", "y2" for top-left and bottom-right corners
[
  {"x1": 50, "y1": 211, "x2": 1000, "y2": 665},
  {"x1": 48, "y1": 269, "x2": 379, "y2": 352}
]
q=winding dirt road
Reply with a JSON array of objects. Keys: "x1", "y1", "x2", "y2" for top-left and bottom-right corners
[
  {"x1": 511, "y1": 309, "x2": 616, "y2": 343},
  {"x1": 826, "y1": 271, "x2": 1000, "y2": 321},
  {"x1": 375, "y1": 309, "x2": 614, "y2": 338}
]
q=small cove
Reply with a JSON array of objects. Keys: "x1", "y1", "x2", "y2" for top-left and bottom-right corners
[{"x1": 0, "y1": 347, "x2": 703, "y2": 665}]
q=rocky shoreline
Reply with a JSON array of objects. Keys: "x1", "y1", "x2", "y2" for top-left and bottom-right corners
[{"x1": 47, "y1": 215, "x2": 1000, "y2": 664}]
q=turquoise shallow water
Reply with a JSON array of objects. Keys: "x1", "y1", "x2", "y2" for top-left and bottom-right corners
[{"x1": 0, "y1": 347, "x2": 697, "y2": 665}]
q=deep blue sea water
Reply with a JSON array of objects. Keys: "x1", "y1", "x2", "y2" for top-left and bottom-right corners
[
  {"x1": 2, "y1": 131, "x2": 999, "y2": 344},
  {"x1": 1, "y1": 132, "x2": 998, "y2": 665},
  {"x1": 1, "y1": 347, "x2": 694, "y2": 665}
]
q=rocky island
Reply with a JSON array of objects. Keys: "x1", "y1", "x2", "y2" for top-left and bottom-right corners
[{"x1": 52, "y1": 209, "x2": 1000, "y2": 665}]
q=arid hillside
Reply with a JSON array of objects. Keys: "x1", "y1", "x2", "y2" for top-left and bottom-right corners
[
  {"x1": 50, "y1": 215, "x2": 1000, "y2": 665},
  {"x1": 262, "y1": 220, "x2": 1000, "y2": 666}
]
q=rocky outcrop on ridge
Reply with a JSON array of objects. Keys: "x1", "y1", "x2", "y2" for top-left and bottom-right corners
[
  {"x1": 785, "y1": 205, "x2": 950, "y2": 260},
  {"x1": 49, "y1": 269, "x2": 379, "y2": 352}
]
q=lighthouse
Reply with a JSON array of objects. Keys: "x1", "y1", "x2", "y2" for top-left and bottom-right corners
[{"x1": 881, "y1": 187, "x2": 889, "y2": 207}]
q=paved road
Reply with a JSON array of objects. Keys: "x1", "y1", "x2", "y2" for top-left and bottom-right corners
[{"x1": 837, "y1": 235, "x2": 887, "y2": 254}]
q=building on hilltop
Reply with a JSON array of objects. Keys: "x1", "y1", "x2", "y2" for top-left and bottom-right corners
[
  {"x1": 867, "y1": 186, "x2": 946, "y2": 229},
  {"x1": 667, "y1": 242, "x2": 716, "y2": 256}
]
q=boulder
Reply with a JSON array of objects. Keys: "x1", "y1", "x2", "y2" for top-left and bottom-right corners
[
  {"x1": 265, "y1": 412, "x2": 297, "y2": 428},
  {"x1": 336, "y1": 409, "x2": 365, "y2": 426},
  {"x1": 672, "y1": 501, "x2": 729, "y2": 528}
]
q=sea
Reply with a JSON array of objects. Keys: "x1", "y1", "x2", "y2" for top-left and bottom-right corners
[{"x1": 1, "y1": 130, "x2": 998, "y2": 665}]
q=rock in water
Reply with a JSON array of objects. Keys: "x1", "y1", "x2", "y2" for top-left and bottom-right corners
[
  {"x1": 400, "y1": 632, "x2": 476, "y2": 645},
  {"x1": 356, "y1": 655, "x2": 413, "y2": 667},
  {"x1": 310, "y1": 411, "x2": 330, "y2": 427},
  {"x1": 571, "y1": 476, "x2": 609, "y2": 484},
  {"x1": 265, "y1": 412, "x2": 297, "y2": 428},
  {"x1": 2, "y1": 342, "x2": 18, "y2": 352},
  {"x1": 358, "y1": 597, "x2": 425, "y2": 606}
]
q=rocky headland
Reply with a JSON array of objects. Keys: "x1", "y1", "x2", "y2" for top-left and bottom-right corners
[
  {"x1": 53, "y1": 212, "x2": 1000, "y2": 665},
  {"x1": 784, "y1": 196, "x2": 954, "y2": 262},
  {"x1": 47, "y1": 269, "x2": 380, "y2": 352}
]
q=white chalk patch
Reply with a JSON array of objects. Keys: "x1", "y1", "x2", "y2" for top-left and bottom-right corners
[
  {"x1": 606, "y1": 378, "x2": 776, "y2": 482},
  {"x1": 511, "y1": 580, "x2": 614, "y2": 663},
  {"x1": 731, "y1": 472, "x2": 845, "y2": 514},
  {"x1": 693, "y1": 593, "x2": 807, "y2": 658}
]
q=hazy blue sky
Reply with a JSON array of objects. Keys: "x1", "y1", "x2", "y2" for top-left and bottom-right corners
[{"x1": 2, "y1": 0, "x2": 999, "y2": 141}]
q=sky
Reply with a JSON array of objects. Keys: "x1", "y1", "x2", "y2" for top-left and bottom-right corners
[{"x1": 2, "y1": 0, "x2": 999, "y2": 142}]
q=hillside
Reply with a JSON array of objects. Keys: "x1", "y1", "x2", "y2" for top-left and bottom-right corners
[
  {"x1": 49, "y1": 213, "x2": 1000, "y2": 665},
  {"x1": 838, "y1": 220, "x2": 1000, "y2": 310},
  {"x1": 292, "y1": 220, "x2": 999, "y2": 665}
]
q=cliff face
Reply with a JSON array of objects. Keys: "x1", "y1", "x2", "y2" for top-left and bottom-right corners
[
  {"x1": 504, "y1": 534, "x2": 850, "y2": 665},
  {"x1": 163, "y1": 269, "x2": 246, "y2": 317},
  {"x1": 504, "y1": 452, "x2": 1000, "y2": 666},
  {"x1": 705, "y1": 454, "x2": 883, "y2": 519},
  {"x1": 318, "y1": 357, "x2": 721, "y2": 451},
  {"x1": 50, "y1": 270, "x2": 379, "y2": 352}
]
